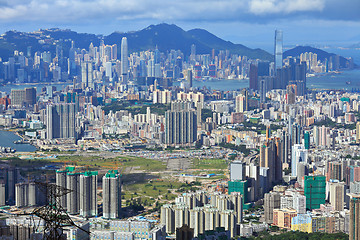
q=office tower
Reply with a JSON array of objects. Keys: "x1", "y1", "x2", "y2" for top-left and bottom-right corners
[
  {"x1": 10, "y1": 89, "x2": 26, "y2": 106},
  {"x1": 0, "y1": 183, "x2": 5, "y2": 206},
  {"x1": 264, "y1": 192, "x2": 281, "y2": 224},
  {"x1": 291, "y1": 144, "x2": 308, "y2": 177},
  {"x1": 46, "y1": 103, "x2": 76, "y2": 139},
  {"x1": 258, "y1": 61, "x2": 270, "y2": 76},
  {"x1": 25, "y1": 88, "x2": 36, "y2": 105},
  {"x1": 121, "y1": 37, "x2": 128, "y2": 82},
  {"x1": 249, "y1": 64, "x2": 258, "y2": 90},
  {"x1": 81, "y1": 62, "x2": 93, "y2": 89},
  {"x1": 103, "y1": 170, "x2": 122, "y2": 219},
  {"x1": 259, "y1": 78, "x2": 266, "y2": 103},
  {"x1": 304, "y1": 175, "x2": 326, "y2": 210},
  {"x1": 274, "y1": 30, "x2": 283, "y2": 70},
  {"x1": 329, "y1": 181, "x2": 345, "y2": 211},
  {"x1": 186, "y1": 69, "x2": 193, "y2": 88},
  {"x1": 80, "y1": 171, "x2": 98, "y2": 218},
  {"x1": 165, "y1": 109, "x2": 197, "y2": 145},
  {"x1": 349, "y1": 193, "x2": 360, "y2": 240},
  {"x1": 5, "y1": 168, "x2": 20, "y2": 205}
]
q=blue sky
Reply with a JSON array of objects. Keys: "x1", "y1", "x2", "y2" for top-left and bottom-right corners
[{"x1": 0, "y1": 0, "x2": 359, "y2": 51}]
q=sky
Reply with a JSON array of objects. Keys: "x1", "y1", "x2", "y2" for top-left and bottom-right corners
[{"x1": 0, "y1": 0, "x2": 359, "y2": 52}]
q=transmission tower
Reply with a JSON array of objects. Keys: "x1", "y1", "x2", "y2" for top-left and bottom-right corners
[{"x1": 31, "y1": 182, "x2": 90, "y2": 239}]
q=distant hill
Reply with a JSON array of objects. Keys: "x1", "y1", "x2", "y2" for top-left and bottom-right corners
[
  {"x1": 0, "y1": 24, "x2": 273, "y2": 61},
  {"x1": 284, "y1": 46, "x2": 352, "y2": 68}
]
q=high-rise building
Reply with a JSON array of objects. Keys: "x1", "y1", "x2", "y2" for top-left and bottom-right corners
[
  {"x1": 46, "y1": 103, "x2": 76, "y2": 139},
  {"x1": 66, "y1": 172, "x2": 81, "y2": 215},
  {"x1": 249, "y1": 64, "x2": 258, "y2": 90},
  {"x1": 186, "y1": 69, "x2": 193, "y2": 88},
  {"x1": 304, "y1": 175, "x2": 326, "y2": 210},
  {"x1": 10, "y1": 87, "x2": 36, "y2": 107},
  {"x1": 80, "y1": 171, "x2": 98, "y2": 218},
  {"x1": 264, "y1": 192, "x2": 281, "y2": 224},
  {"x1": 81, "y1": 62, "x2": 93, "y2": 89},
  {"x1": 348, "y1": 193, "x2": 360, "y2": 240},
  {"x1": 103, "y1": 170, "x2": 122, "y2": 219},
  {"x1": 274, "y1": 30, "x2": 283, "y2": 70},
  {"x1": 121, "y1": 37, "x2": 128, "y2": 82},
  {"x1": 235, "y1": 94, "x2": 247, "y2": 113},
  {"x1": 4, "y1": 168, "x2": 20, "y2": 205},
  {"x1": 328, "y1": 181, "x2": 345, "y2": 211},
  {"x1": 356, "y1": 122, "x2": 360, "y2": 143},
  {"x1": 165, "y1": 109, "x2": 197, "y2": 146},
  {"x1": 291, "y1": 144, "x2": 308, "y2": 178}
]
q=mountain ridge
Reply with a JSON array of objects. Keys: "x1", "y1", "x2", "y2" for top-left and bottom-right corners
[{"x1": 0, "y1": 23, "x2": 273, "y2": 61}]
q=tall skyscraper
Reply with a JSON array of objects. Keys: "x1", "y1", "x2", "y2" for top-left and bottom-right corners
[
  {"x1": 274, "y1": 30, "x2": 283, "y2": 70},
  {"x1": 165, "y1": 109, "x2": 197, "y2": 146},
  {"x1": 348, "y1": 193, "x2": 360, "y2": 240},
  {"x1": 46, "y1": 103, "x2": 76, "y2": 139},
  {"x1": 81, "y1": 62, "x2": 93, "y2": 89},
  {"x1": 103, "y1": 170, "x2": 122, "y2": 219},
  {"x1": 80, "y1": 171, "x2": 98, "y2": 218},
  {"x1": 121, "y1": 37, "x2": 128, "y2": 82},
  {"x1": 249, "y1": 64, "x2": 258, "y2": 90}
]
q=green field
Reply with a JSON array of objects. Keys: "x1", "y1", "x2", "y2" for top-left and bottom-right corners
[{"x1": 192, "y1": 158, "x2": 228, "y2": 170}]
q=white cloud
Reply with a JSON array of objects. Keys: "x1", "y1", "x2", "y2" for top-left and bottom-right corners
[
  {"x1": 249, "y1": 0, "x2": 325, "y2": 15},
  {"x1": 0, "y1": 0, "x2": 356, "y2": 25}
]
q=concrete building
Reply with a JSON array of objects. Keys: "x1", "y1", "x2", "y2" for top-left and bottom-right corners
[
  {"x1": 329, "y1": 181, "x2": 345, "y2": 211},
  {"x1": 79, "y1": 171, "x2": 98, "y2": 218},
  {"x1": 264, "y1": 192, "x2": 281, "y2": 224},
  {"x1": 348, "y1": 193, "x2": 360, "y2": 240},
  {"x1": 165, "y1": 109, "x2": 197, "y2": 146},
  {"x1": 46, "y1": 103, "x2": 76, "y2": 139},
  {"x1": 102, "y1": 170, "x2": 121, "y2": 219}
]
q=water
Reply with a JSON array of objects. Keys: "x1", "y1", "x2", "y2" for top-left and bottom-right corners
[
  {"x1": 189, "y1": 69, "x2": 360, "y2": 91},
  {"x1": 307, "y1": 69, "x2": 360, "y2": 90},
  {"x1": 0, "y1": 130, "x2": 37, "y2": 152}
]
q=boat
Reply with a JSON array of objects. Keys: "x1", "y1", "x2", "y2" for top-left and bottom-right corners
[{"x1": 346, "y1": 81, "x2": 351, "y2": 85}]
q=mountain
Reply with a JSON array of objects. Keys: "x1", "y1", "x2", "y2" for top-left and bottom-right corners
[
  {"x1": 105, "y1": 24, "x2": 273, "y2": 60},
  {"x1": 0, "y1": 24, "x2": 273, "y2": 61},
  {"x1": 188, "y1": 28, "x2": 271, "y2": 60},
  {"x1": 284, "y1": 46, "x2": 353, "y2": 68}
]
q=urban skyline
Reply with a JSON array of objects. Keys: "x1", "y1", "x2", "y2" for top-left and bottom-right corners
[{"x1": 0, "y1": 7, "x2": 359, "y2": 238}]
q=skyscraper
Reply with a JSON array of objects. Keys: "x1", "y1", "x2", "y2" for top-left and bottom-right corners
[
  {"x1": 121, "y1": 37, "x2": 128, "y2": 82},
  {"x1": 165, "y1": 109, "x2": 197, "y2": 146},
  {"x1": 348, "y1": 193, "x2": 360, "y2": 240},
  {"x1": 46, "y1": 103, "x2": 76, "y2": 139},
  {"x1": 81, "y1": 62, "x2": 93, "y2": 89},
  {"x1": 249, "y1": 64, "x2": 258, "y2": 90},
  {"x1": 274, "y1": 30, "x2": 283, "y2": 70},
  {"x1": 103, "y1": 170, "x2": 122, "y2": 219},
  {"x1": 80, "y1": 171, "x2": 98, "y2": 218}
]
